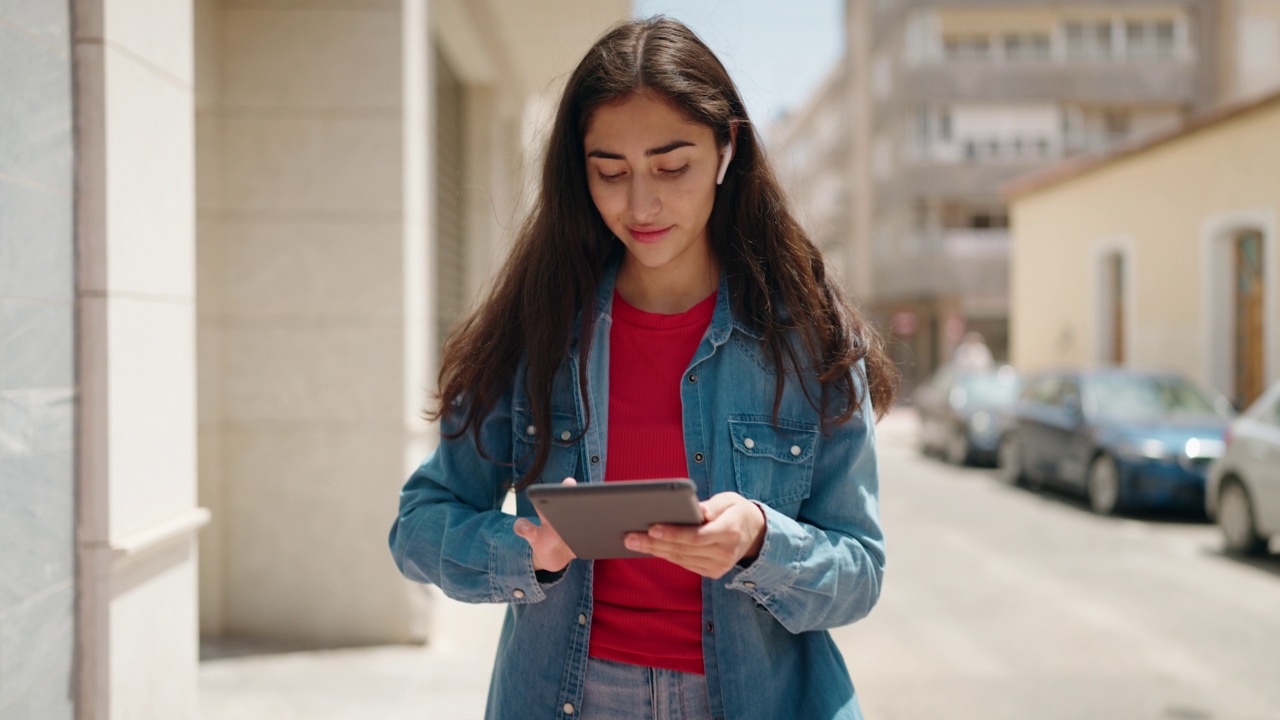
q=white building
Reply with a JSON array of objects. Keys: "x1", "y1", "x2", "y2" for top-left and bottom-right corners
[{"x1": 771, "y1": 0, "x2": 1280, "y2": 396}]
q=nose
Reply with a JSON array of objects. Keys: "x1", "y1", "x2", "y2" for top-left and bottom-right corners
[{"x1": 627, "y1": 173, "x2": 661, "y2": 223}]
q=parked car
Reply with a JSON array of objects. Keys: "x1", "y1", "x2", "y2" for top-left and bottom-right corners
[
  {"x1": 998, "y1": 369, "x2": 1233, "y2": 515},
  {"x1": 1206, "y1": 381, "x2": 1280, "y2": 554},
  {"x1": 915, "y1": 364, "x2": 1020, "y2": 465}
]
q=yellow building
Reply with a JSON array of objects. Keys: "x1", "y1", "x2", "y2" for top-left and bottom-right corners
[{"x1": 1006, "y1": 90, "x2": 1279, "y2": 409}]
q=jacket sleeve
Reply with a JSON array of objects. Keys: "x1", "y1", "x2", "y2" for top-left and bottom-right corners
[
  {"x1": 388, "y1": 390, "x2": 552, "y2": 605},
  {"x1": 723, "y1": 388, "x2": 886, "y2": 634}
]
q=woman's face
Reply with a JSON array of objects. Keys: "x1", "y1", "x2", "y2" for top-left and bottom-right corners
[{"x1": 583, "y1": 91, "x2": 722, "y2": 284}]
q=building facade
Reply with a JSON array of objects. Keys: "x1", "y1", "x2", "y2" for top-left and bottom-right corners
[
  {"x1": 775, "y1": 0, "x2": 1235, "y2": 394},
  {"x1": 0, "y1": 0, "x2": 628, "y2": 717},
  {"x1": 1006, "y1": 91, "x2": 1280, "y2": 410}
]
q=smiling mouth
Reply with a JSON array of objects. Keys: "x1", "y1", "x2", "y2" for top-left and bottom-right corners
[{"x1": 628, "y1": 226, "x2": 673, "y2": 244}]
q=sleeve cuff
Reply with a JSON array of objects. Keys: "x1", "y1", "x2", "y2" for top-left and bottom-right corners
[
  {"x1": 489, "y1": 522, "x2": 546, "y2": 604},
  {"x1": 725, "y1": 502, "x2": 801, "y2": 597}
]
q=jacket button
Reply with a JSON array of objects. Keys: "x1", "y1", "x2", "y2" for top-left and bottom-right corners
[
  {"x1": 790, "y1": 445, "x2": 802, "y2": 456},
  {"x1": 705, "y1": 621, "x2": 714, "y2": 633},
  {"x1": 578, "y1": 613, "x2": 587, "y2": 625},
  {"x1": 744, "y1": 437, "x2": 755, "y2": 449},
  {"x1": 526, "y1": 425, "x2": 536, "y2": 436},
  {"x1": 564, "y1": 702, "x2": 575, "y2": 714},
  {"x1": 561, "y1": 430, "x2": 572, "y2": 441},
  {"x1": 590, "y1": 455, "x2": 600, "y2": 465},
  {"x1": 693, "y1": 452, "x2": 704, "y2": 463},
  {"x1": 513, "y1": 589, "x2": 525, "y2": 599},
  {"x1": 688, "y1": 373, "x2": 698, "y2": 383}
]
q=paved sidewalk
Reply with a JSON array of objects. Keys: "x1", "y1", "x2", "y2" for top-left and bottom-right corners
[
  {"x1": 199, "y1": 590, "x2": 506, "y2": 720},
  {"x1": 199, "y1": 410, "x2": 919, "y2": 719}
]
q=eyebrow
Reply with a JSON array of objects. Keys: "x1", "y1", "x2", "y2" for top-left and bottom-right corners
[{"x1": 586, "y1": 140, "x2": 696, "y2": 160}]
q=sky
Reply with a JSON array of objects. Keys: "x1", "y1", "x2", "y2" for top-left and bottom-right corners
[{"x1": 631, "y1": 0, "x2": 844, "y2": 132}]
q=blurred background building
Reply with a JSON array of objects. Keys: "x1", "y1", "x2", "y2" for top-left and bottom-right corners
[
  {"x1": 1007, "y1": 87, "x2": 1279, "y2": 411},
  {"x1": 774, "y1": 0, "x2": 1280, "y2": 395},
  {"x1": 2, "y1": 0, "x2": 627, "y2": 718}
]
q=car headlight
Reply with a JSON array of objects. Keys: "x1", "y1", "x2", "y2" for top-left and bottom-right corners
[
  {"x1": 1183, "y1": 438, "x2": 1225, "y2": 460},
  {"x1": 1117, "y1": 438, "x2": 1168, "y2": 461}
]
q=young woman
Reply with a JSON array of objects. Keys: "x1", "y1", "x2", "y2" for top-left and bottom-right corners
[{"x1": 390, "y1": 17, "x2": 898, "y2": 720}]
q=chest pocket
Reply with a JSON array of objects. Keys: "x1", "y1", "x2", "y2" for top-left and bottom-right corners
[
  {"x1": 512, "y1": 404, "x2": 582, "y2": 484},
  {"x1": 728, "y1": 415, "x2": 818, "y2": 508}
]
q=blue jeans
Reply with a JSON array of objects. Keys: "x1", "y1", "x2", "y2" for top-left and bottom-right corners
[{"x1": 579, "y1": 657, "x2": 713, "y2": 720}]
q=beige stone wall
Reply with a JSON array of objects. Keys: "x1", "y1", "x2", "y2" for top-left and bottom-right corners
[
  {"x1": 195, "y1": 0, "x2": 629, "y2": 647},
  {"x1": 1010, "y1": 99, "x2": 1280, "y2": 400}
]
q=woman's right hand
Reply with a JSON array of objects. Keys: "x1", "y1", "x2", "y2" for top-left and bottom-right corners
[{"x1": 513, "y1": 477, "x2": 578, "y2": 573}]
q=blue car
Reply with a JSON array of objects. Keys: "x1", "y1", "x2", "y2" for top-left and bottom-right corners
[{"x1": 997, "y1": 369, "x2": 1233, "y2": 515}]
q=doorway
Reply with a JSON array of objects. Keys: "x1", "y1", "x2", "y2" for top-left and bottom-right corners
[{"x1": 1234, "y1": 230, "x2": 1265, "y2": 407}]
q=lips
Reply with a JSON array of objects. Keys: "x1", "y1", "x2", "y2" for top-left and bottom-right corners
[{"x1": 627, "y1": 226, "x2": 673, "y2": 244}]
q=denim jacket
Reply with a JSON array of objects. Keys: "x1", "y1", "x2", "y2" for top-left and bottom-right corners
[{"x1": 390, "y1": 262, "x2": 885, "y2": 720}]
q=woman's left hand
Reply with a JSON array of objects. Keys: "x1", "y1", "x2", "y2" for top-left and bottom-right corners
[{"x1": 624, "y1": 492, "x2": 766, "y2": 578}]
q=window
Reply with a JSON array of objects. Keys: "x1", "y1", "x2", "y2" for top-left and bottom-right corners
[
  {"x1": 938, "y1": 109, "x2": 952, "y2": 141},
  {"x1": 1126, "y1": 20, "x2": 1177, "y2": 59},
  {"x1": 970, "y1": 211, "x2": 1009, "y2": 230},
  {"x1": 1004, "y1": 33, "x2": 1051, "y2": 61},
  {"x1": 1104, "y1": 111, "x2": 1131, "y2": 143},
  {"x1": 915, "y1": 108, "x2": 931, "y2": 150},
  {"x1": 1065, "y1": 21, "x2": 1114, "y2": 60},
  {"x1": 944, "y1": 35, "x2": 992, "y2": 61}
]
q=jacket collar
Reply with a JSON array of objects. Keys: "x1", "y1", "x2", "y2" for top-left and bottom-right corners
[{"x1": 590, "y1": 256, "x2": 765, "y2": 344}]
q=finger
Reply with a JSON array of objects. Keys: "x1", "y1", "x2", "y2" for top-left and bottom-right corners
[
  {"x1": 561, "y1": 477, "x2": 577, "y2": 486},
  {"x1": 647, "y1": 523, "x2": 712, "y2": 545},
  {"x1": 699, "y1": 492, "x2": 743, "y2": 521}
]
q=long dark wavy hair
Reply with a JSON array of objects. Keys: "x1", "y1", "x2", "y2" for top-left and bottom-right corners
[{"x1": 432, "y1": 17, "x2": 899, "y2": 490}]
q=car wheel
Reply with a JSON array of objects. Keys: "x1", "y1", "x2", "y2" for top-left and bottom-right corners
[
  {"x1": 946, "y1": 427, "x2": 970, "y2": 466},
  {"x1": 1218, "y1": 479, "x2": 1268, "y2": 555},
  {"x1": 1087, "y1": 454, "x2": 1123, "y2": 516},
  {"x1": 997, "y1": 435, "x2": 1025, "y2": 486}
]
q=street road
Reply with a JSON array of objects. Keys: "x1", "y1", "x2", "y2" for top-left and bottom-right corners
[
  {"x1": 844, "y1": 411, "x2": 1280, "y2": 720},
  {"x1": 200, "y1": 410, "x2": 1280, "y2": 719}
]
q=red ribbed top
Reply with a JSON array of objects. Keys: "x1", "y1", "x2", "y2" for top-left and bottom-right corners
[{"x1": 587, "y1": 289, "x2": 716, "y2": 675}]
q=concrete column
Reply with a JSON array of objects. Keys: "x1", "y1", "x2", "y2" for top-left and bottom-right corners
[{"x1": 73, "y1": 0, "x2": 204, "y2": 716}]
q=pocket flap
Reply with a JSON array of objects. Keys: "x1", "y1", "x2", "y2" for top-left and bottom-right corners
[{"x1": 728, "y1": 417, "x2": 816, "y2": 463}]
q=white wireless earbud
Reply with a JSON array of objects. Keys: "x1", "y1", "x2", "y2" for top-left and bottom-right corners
[{"x1": 716, "y1": 142, "x2": 733, "y2": 185}]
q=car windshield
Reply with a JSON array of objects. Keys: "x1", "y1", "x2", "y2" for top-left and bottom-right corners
[
  {"x1": 957, "y1": 371, "x2": 1020, "y2": 407},
  {"x1": 1087, "y1": 375, "x2": 1219, "y2": 422}
]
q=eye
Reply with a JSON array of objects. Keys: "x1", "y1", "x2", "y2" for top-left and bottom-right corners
[
  {"x1": 597, "y1": 170, "x2": 626, "y2": 182},
  {"x1": 659, "y1": 164, "x2": 690, "y2": 177}
]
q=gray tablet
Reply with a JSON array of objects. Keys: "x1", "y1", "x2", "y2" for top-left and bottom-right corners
[{"x1": 525, "y1": 479, "x2": 703, "y2": 559}]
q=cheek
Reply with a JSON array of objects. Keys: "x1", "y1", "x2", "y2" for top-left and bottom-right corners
[{"x1": 588, "y1": 183, "x2": 626, "y2": 223}]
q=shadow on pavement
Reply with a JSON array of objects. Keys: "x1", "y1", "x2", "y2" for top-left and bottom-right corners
[
  {"x1": 982, "y1": 472, "x2": 1211, "y2": 525},
  {"x1": 1204, "y1": 546, "x2": 1280, "y2": 579},
  {"x1": 200, "y1": 636, "x2": 393, "y2": 663}
]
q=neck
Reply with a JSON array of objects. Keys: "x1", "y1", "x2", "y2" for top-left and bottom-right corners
[{"x1": 616, "y1": 248, "x2": 718, "y2": 314}]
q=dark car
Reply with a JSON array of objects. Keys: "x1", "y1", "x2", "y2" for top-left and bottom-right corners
[
  {"x1": 997, "y1": 369, "x2": 1233, "y2": 515},
  {"x1": 915, "y1": 364, "x2": 1020, "y2": 466}
]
